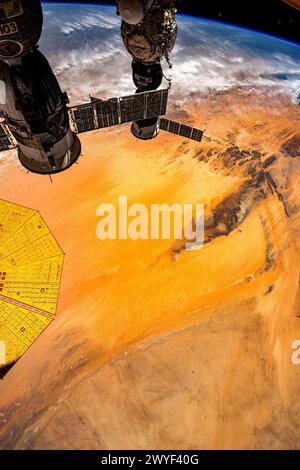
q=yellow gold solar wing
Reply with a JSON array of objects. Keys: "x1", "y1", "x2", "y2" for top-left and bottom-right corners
[{"x1": 0, "y1": 200, "x2": 64, "y2": 379}]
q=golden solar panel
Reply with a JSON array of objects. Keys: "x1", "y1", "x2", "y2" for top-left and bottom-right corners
[{"x1": 0, "y1": 200, "x2": 64, "y2": 379}]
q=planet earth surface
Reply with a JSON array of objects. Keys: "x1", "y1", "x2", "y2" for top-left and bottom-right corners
[{"x1": 0, "y1": 2, "x2": 300, "y2": 450}]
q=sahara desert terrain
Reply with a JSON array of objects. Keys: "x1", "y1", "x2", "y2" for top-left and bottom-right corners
[{"x1": 0, "y1": 84, "x2": 300, "y2": 449}]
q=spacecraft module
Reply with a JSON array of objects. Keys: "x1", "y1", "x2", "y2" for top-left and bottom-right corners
[
  {"x1": 0, "y1": 0, "x2": 80, "y2": 174},
  {"x1": 0, "y1": 199, "x2": 64, "y2": 379},
  {"x1": 119, "y1": 0, "x2": 178, "y2": 66}
]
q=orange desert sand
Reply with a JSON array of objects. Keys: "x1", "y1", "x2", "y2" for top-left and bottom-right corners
[{"x1": 0, "y1": 88, "x2": 300, "y2": 449}]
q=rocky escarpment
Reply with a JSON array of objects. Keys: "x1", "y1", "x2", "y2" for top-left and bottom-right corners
[
  {"x1": 280, "y1": 134, "x2": 300, "y2": 157},
  {"x1": 175, "y1": 140, "x2": 291, "y2": 253}
]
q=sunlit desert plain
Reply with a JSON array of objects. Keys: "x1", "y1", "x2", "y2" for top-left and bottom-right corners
[{"x1": 0, "y1": 84, "x2": 299, "y2": 449}]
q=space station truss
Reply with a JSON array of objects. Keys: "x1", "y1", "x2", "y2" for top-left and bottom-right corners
[
  {"x1": 69, "y1": 88, "x2": 169, "y2": 134},
  {"x1": 0, "y1": 200, "x2": 64, "y2": 379},
  {"x1": 159, "y1": 118, "x2": 204, "y2": 142}
]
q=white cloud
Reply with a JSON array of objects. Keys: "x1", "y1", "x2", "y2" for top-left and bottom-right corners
[{"x1": 39, "y1": 4, "x2": 300, "y2": 106}]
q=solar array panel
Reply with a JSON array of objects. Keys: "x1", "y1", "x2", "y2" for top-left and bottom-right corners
[
  {"x1": 0, "y1": 123, "x2": 15, "y2": 152},
  {"x1": 0, "y1": 301, "x2": 53, "y2": 380},
  {"x1": 70, "y1": 88, "x2": 169, "y2": 134},
  {"x1": 120, "y1": 94, "x2": 144, "y2": 123},
  {"x1": 0, "y1": 199, "x2": 64, "y2": 379},
  {"x1": 159, "y1": 118, "x2": 204, "y2": 142},
  {"x1": 94, "y1": 97, "x2": 119, "y2": 128},
  {"x1": 70, "y1": 103, "x2": 95, "y2": 134}
]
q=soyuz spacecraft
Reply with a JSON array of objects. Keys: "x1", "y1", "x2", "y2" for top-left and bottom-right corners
[
  {"x1": 0, "y1": 0, "x2": 81, "y2": 174},
  {"x1": 0, "y1": 0, "x2": 203, "y2": 175}
]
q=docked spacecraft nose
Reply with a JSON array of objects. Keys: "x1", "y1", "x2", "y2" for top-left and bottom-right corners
[
  {"x1": 131, "y1": 117, "x2": 160, "y2": 140},
  {"x1": 118, "y1": 0, "x2": 155, "y2": 25},
  {"x1": 0, "y1": 48, "x2": 80, "y2": 174},
  {"x1": 0, "y1": 0, "x2": 42, "y2": 60}
]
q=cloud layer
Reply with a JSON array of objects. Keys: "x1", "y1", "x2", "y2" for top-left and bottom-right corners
[{"x1": 39, "y1": 4, "x2": 300, "y2": 105}]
